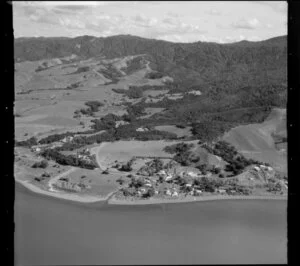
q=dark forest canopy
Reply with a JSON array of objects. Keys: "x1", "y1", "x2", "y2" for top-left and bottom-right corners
[{"x1": 15, "y1": 34, "x2": 287, "y2": 87}]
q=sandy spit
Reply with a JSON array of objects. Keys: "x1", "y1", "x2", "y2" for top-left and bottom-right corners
[
  {"x1": 108, "y1": 194, "x2": 287, "y2": 205},
  {"x1": 15, "y1": 178, "x2": 112, "y2": 203}
]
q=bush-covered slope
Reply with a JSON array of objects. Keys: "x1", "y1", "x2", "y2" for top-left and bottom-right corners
[{"x1": 14, "y1": 35, "x2": 287, "y2": 87}]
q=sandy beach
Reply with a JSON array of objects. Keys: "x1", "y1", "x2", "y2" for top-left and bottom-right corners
[
  {"x1": 15, "y1": 178, "x2": 113, "y2": 203},
  {"x1": 108, "y1": 194, "x2": 287, "y2": 205}
]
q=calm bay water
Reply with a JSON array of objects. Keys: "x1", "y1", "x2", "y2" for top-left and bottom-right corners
[{"x1": 14, "y1": 183, "x2": 287, "y2": 265}]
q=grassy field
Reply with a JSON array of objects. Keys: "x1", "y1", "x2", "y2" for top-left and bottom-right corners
[
  {"x1": 223, "y1": 108, "x2": 287, "y2": 174},
  {"x1": 93, "y1": 140, "x2": 198, "y2": 168},
  {"x1": 64, "y1": 168, "x2": 122, "y2": 197},
  {"x1": 154, "y1": 125, "x2": 193, "y2": 138}
]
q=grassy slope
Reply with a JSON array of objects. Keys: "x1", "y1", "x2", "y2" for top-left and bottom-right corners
[{"x1": 222, "y1": 108, "x2": 287, "y2": 173}]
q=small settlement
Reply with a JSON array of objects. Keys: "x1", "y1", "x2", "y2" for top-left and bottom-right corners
[{"x1": 113, "y1": 157, "x2": 288, "y2": 201}]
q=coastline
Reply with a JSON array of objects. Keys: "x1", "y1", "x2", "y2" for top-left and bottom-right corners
[
  {"x1": 107, "y1": 194, "x2": 287, "y2": 205},
  {"x1": 15, "y1": 177, "x2": 287, "y2": 205},
  {"x1": 15, "y1": 178, "x2": 113, "y2": 203}
]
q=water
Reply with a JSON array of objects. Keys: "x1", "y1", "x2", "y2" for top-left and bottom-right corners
[{"x1": 14, "y1": 183, "x2": 287, "y2": 265}]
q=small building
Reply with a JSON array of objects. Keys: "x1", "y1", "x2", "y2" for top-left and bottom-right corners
[
  {"x1": 217, "y1": 189, "x2": 226, "y2": 194},
  {"x1": 165, "y1": 189, "x2": 172, "y2": 196},
  {"x1": 165, "y1": 175, "x2": 173, "y2": 182},
  {"x1": 158, "y1": 170, "x2": 167, "y2": 177},
  {"x1": 188, "y1": 90, "x2": 202, "y2": 96},
  {"x1": 172, "y1": 191, "x2": 179, "y2": 197},
  {"x1": 185, "y1": 183, "x2": 192, "y2": 187},
  {"x1": 253, "y1": 166, "x2": 260, "y2": 171},
  {"x1": 193, "y1": 189, "x2": 202, "y2": 196},
  {"x1": 31, "y1": 146, "x2": 41, "y2": 153},
  {"x1": 187, "y1": 171, "x2": 198, "y2": 178},
  {"x1": 145, "y1": 183, "x2": 152, "y2": 187}
]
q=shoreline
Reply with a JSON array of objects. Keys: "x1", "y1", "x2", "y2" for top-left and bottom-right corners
[
  {"x1": 15, "y1": 178, "x2": 112, "y2": 203},
  {"x1": 108, "y1": 194, "x2": 287, "y2": 205},
  {"x1": 15, "y1": 178, "x2": 286, "y2": 205}
]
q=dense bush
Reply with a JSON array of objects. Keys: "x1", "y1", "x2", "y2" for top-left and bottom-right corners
[
  {"x1": 39, "y1": 132, "x2": 74, "y2": 145},
  {"x1": 85, "y1": 101, "x2": 104, "y2": 112},
  {"x1": 41, "y1": 149, "x2": 98, "y2": 169},
  {"x1": 142, "y1": 187, "x2": 156, "y2": 198},
  {"x1": 173, "y1": 151, "x2": 192, "y2": 166},
  {"x1": 15, "y1": 137, "x2": 38, "y2": 147},
  {"x1": 163, "y1": 142, "x2": 194, "y2": 154},
  {"x1": 193, "y1": 177, "x2": 224, "y2": 192},
  {"x1": 67, "y1": 66, "x2": 89, "y2": 75},
  {"x1": 145, "y1": 71, "x2": 164, "y2": 79},
  {"x1": 32, "y1": 159, "x2": 48, "y2": 169}
]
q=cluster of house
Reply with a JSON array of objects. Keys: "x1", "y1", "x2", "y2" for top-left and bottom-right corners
[
  {"x1": 253, "y1": 165, "x2": 273, "y2": 172},
  {"x1": 54, "y1": 180, "x2": 82, "y2": 192},
  {"x1": 54, "y1": 178, "x2": 90, "y2": 192},
  {"x1": 61, "y1": 136, "x2": 74, "y2": 143},
  {"x1": 156, "y1": 169, "x2": 211, "y2": 182},
  {"x1": 76, "y1": 148, "x2": 96, "y2": 164},
  {"x1": 136, "y1": 127, "x2": 150, "y2": 132},
  {"x1": 31, "y1": 136, "x2": 75, "y2": 154},
  {"x1": 115, "y1": 120, "x2": 129, "y2": 128},
  {"x1": 251, "y1": 164, "x2": 275, "y2": 182},
  {"x1": 187, "y1": 90, "x2": 202, "y2": 96},
  {"x1": 131, "y1": 168, "x2": 219, "y2": 198}
]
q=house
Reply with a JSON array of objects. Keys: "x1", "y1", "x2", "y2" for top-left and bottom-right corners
[
  {"x1": 267, "y1": 166, "x2": 273, "y2": 171},
  {"x1": 165, "y1": 175, "x2": 173, "y2": 181},
  {"x1": 115, "y1": 121, "x2": 129, "y2": 128},
  {"x1": 217, "y1": 189, "x2": 226, "y2": 194},
  {"x1": 165, "y1": 189, "x2": 172, "y2": 196},
  {"x1": 172, "y1": 191, "x2": 179, "y2": 197},
  {"x1": 31, "y1": 146, "x2": 41, "y2": 153},
  {"x1": 187, "y1": 171, "x2": 198, "y2": 178},
  {"x1": 253, "y1": 166, "x2": 260, "y2": 171},
  {"x1": 188, "y1": 90, "x2": 202, "y2": 96},
  {"x1": 145, "y1": 183, "x2": 152, "y2": 187},
  {"x1": 185, "y1": 183, "x2": 192, "y2": 187},
  {"x1": 193, "y1": 189, "x2": 202, "y2": 196},
  {"x1": 136, "y1": 127, "x2": 145, "y2": 132},
  {"x1": 158, "y1": 170, "x2": 167, "y2": 177},
  {"x1": 140, "y1": 188, "x2": 146, "y2": 193}
]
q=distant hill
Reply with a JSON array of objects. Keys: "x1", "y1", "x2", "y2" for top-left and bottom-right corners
[{"x1": 14, "y1": 34, "x2": 287, "y2": 87}]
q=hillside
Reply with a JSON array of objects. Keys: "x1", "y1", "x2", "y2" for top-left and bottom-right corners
[
  {"x1": 222, "y1": 108, "x2": 287, "y2": 174},
  {"x1": 14, "y1": 35, "x2": 287, "y2": 87}
]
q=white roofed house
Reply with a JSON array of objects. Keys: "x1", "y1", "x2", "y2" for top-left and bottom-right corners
[
  {"x1": 193, "y1": 189, "x2": 202, "y2": 196},
  {"x1": 165, "y1": 189, "x2": 172, "y2": 196},
  {"x1": 136, "y1": 127, "x2": 145, "y2": 132},
  {"x1": 158, "y1": 170, "x2": 167, "y2": 177},
  {"x1": 172, "y1": 191, "x2": 179, "y2": 197},
  {"x1": 187, "y1": 171, "x2": 198, "y2": 178}
]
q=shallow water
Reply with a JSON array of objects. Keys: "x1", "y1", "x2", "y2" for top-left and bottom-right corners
[{"x1": 14, "y1": 183, "x2": 287, "y2": 265}]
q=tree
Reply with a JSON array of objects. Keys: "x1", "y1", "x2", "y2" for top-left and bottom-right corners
[
  {"x1": 116, "y1": 177, "x2": 125, "y2": 185},
  {"x1": 143, "y1": 187, "x2": 155, "y2": 198},
  {"x1": 32, "y1": 159, "x2": 48, "y2": 169},
  {"x1": 196, "y1": 164, "x2": 208, "y2": 174}
]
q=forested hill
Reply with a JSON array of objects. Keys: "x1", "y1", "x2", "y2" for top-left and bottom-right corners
[{"x1": 14, "y1": 34, "x2": 287, "y2": 87}]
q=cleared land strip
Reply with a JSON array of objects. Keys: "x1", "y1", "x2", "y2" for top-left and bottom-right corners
[
  {"x1": 48, "y1": 167, "x2": 77, "y2": 192},
  {"x1": 90, "y1": 143, "x2": 109, "y2": 171}
]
